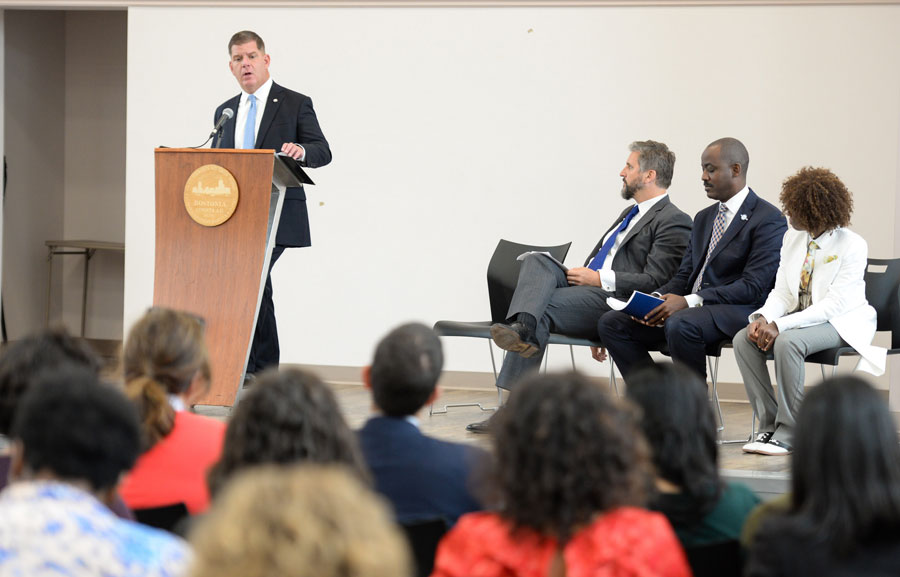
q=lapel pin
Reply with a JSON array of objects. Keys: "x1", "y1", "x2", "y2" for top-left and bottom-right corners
[
  {"x1": 273, "y1": 98, "x2": 278, "y2": 102},
  {"x1": 740, "y1": 214, "x2": 748, "y2": 221}
]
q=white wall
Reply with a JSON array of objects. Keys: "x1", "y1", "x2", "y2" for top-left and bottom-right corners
[{"x1": 126, "y1": 5, "x2": 900, "y2": 386}]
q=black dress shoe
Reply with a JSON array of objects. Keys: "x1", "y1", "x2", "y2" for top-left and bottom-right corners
[
  {"x1": 466, "y1": 417, "x2": 493, "y2": 434},
  {"x1": 490, "y1": 322, "x2": 540, "y2": 358}
]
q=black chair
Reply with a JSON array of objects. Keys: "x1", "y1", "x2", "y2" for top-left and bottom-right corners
[
  {"x1": 804, "y1": 257, "x2": 900, "y2": 374},
  {"x1": 684, "y1": 539, "x2": 743, "y2": 577},
  {"x1": 400, "y1": 517, "x2": 448, "y2": 577},
  {"x1": 432, "y1": 239, "x2": 571, "y2": 414},
  {"x1": 133, "y1": 502, "x2": 189, "y2": 535}
]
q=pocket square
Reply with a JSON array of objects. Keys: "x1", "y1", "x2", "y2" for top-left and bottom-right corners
[{"x1": 824, "y1": 255, "x2": 839, "y2": 263}]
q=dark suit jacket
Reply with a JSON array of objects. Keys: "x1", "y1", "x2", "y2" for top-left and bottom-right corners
[
  {"x1": 583, "y1": 196, "x2": 693, "y2": 299},
  {"x1": 657, "y1": 189, "x2": 787, "y2": 335},
  {"x1": 214, "y1": 82, "x2": 331, "y2": 247},
  {"x1": 357, "y1": 416, "x2": 487, "y2": 526}
]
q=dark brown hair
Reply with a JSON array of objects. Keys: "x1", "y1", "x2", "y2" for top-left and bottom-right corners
[
  {"x1": 780, "y1": 166, "x2": 853, "y2": 233},
  {"x1": 489, "y1": 371, "x2": 652, "y2": 543},
  {"x1": 207, "y1": 368, "x2": 370, "y2": 497}
]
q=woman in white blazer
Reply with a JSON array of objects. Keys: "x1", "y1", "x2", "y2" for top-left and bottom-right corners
[{"x1": 734, "y1": 167, "x2": 886, "y2": 456}]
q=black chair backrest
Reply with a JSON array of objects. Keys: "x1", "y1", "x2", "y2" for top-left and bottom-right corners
[
  {"x1": 863, "y1": 258, "x2": 900, "y2": 349},
  {"x1": 486, "y1": 239, "x2": 572, "y2": 323},
  {"x1": 133, "y1": 502, "x2": 189, "y2": 534},
  {"x1": 684, "y1": 539, "x2": 742, "y2": 577},
  {"x1": 400, "y1": 517, "x2": 449, "y2": 577}
]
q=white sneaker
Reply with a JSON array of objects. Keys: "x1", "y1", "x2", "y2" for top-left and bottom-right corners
[
  {"x1": 754, "y1": 439, "x2": 792, "y2": 456},
  {"x1": 742, "y1": 431, "x2": 774, "y2": 454}
]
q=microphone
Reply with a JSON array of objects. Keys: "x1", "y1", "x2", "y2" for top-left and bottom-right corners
[{"x1": 210, "y1": 108, "x2": 234, "y2": 138}]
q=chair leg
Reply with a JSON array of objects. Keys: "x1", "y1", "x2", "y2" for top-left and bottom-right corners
[
  {"x1": 708, "y1": 355, "x2": 726, "y2": 433},
  {"x1": 609, "y1": 360, "x2": 619, "y2": 396},
  {"x1": 429, "y1": 339, "x2": 502, "y2": 416},
  {"x1": 709, "y1": 353, "x2": 753, "y2": 444}
]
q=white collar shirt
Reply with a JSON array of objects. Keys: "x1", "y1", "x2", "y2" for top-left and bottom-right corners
[{"x1": 234, "y1": 77, "x2": 273, "y2": 149}]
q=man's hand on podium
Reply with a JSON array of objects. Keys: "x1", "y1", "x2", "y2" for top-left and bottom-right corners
[{"x1": 281, "y1": 142, "x2": 306, "y2": 161}]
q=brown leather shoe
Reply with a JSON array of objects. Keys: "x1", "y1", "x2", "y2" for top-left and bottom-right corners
[{"x1": 490, "y1": 322, "x2": 540, "y2": 358}]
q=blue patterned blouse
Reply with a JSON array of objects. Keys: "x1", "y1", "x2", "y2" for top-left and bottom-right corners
[{"x1": 0, "y1": 481, "x2": 190, "y2": 576}]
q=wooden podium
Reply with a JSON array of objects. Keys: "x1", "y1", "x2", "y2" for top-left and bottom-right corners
[{"x1": 154, "y1": 148, "x2": 301, "y2": 406}]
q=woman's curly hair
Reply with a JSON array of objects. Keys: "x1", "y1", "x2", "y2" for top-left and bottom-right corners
[
  {"x1": 488, "y1": 371, "x2": 653, "y2": 543},
  {"x1": 780, "y1": 167, "x2": 853, "y2": 234}
]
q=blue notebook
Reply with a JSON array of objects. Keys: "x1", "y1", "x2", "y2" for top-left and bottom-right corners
[{"x1": 607, "y1": 291, "x2": 665, "y2": 319}]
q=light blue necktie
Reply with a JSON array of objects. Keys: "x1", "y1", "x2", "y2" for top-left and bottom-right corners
[{"x1": 242, "y1": 94, "x2": 257, "y2": 149}]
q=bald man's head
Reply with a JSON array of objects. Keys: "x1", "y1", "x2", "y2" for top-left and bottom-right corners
[{"x1": 701, "y1": 138, "x2": 749, "y2": 202}]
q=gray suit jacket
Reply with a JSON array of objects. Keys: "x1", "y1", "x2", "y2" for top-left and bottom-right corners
[{"x1": 584, "y1": 196, "x2": 693, "y2": 299}]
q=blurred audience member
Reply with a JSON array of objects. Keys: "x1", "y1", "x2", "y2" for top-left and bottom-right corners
[
  {"x1": 0, "y1": 367, "x2": 189, "y2": 575},
  {"x1": 358, "y1": 323, "x2": 487, "y2": 526},
  {"x1": 0, "y1": 327, "x2": 101, "y2": 491},
  {"x1": 119, "y1": 307, "x2": 225, "y2": 515},
  {"x1": 189, "y1": 465, "x2": 410, "y2": 577},
  {"x1": 433, "y1": 372, "x2": 690, "y2": 577},
  {"x1": 207, "y1": 368, "x2": 368, "y2": 497},
  {"x1": 746, "y1": 376, "x2": 900, "y2": 576},
  {"x1": 736, "y1": 167, "x2": 884, "y2": 456},
  {"x1": 627, "y1": 363, "x2": 759, "y2": 550}
]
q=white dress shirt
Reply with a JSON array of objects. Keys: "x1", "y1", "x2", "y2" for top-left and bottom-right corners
[{"x1": 234, "y1": 77, "x2": 273, "y2": 150}]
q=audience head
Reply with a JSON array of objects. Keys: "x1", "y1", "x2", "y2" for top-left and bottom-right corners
[
  {"x1": 10, "y1": 366, "x2": 140, "y2": 494},
  {"x1": 626, "y1": 363, "x2": 721, "y2": 513},
  {"x1": 366, "y1": 322, "x2": 443, "y2": 417},
  {"x1": 207, "y1": 368, "x2": 369, "y2": 496},
  {"x1": 489, "y1": 371, "x2": 651, "y2": 543},
  {"x1": 785, "y1": 375, "x2": 900, "y2": 554},
  {"x1": 629, "y1": 140, "x2": 676, "y2": 190},
  {"x1": 702, "y1": 137, "x2": 749, "y2": 201},
  {"x1": 190, "y1": 465, "x2": 411, "y2": 577},
  {"x1": 780, "y1": 166, "x2": 853, "y2": 236},
  {"x1": 0, "y1": 327, "x2": 101, "y2": 437},
  {"x1": 123, "y1": 307, "x2": 210, "y2": 451}
]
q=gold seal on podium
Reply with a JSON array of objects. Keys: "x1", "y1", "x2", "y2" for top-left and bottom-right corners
[{"x1": 184, "y1": 164, "x2": 239, "y2": 227}]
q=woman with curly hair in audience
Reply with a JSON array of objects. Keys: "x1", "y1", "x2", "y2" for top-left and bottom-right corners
[
  {"x1": 432, "y1": 371, "x2": 690, "y2": 577},
  {"x1": 118, "y1": 307, "x2": 225, "y2": 515},
  {"x1": 190, "y1": 465, "x2": 409, "y2": 577},
  {"x1": 735, "y1": 167, "x2": 885, "y2": 456},
  {"x1": 746, "y1": 375, "x2": 900, "y2": 575},
  {"x1": 207, "y1": 367, "x2": 369, "y2": 497}
]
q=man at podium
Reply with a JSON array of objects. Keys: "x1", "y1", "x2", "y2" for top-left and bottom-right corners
[{"x1": 213, "y1": 30, "x2": 332, "y2": 376}]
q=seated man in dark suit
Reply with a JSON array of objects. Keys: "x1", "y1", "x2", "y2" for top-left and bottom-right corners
[
  {"x1": 358, "y1": 323, "x2": 488, "y2": 526},
  {"x1": 596, "y1": 137, "x2": 787, "y2": 380},
  {"x1": 470, "y1": 140, "x2": 693, "y2": 433}
]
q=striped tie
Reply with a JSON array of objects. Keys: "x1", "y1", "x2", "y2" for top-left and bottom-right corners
[{"x1": 692, "y1": 203, "x2": 728, "y2": 293}]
